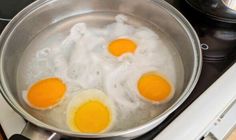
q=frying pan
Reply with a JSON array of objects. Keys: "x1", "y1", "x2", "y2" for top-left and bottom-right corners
[{"x1": 0, "y1": 0, "x2": 202, "y2": 139}]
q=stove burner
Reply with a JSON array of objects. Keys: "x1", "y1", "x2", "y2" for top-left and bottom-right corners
[
  {"x1": 182, "y1": 0, "x2": 236, "y2": 61},
  {"x1": 185, "y1": 0, "x2": 236, "y2": 23}
]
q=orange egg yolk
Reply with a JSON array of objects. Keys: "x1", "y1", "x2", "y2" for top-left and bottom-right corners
[
  {"x1": 74, "y1": 100, "x2": 111, "y2": 133},
  {"x1": 27, "y1": 77, "x2": 66, "y2": 109},
  {"x1": 108, "y1": 38, "x2": 137, "y2": 57},
  {"x1": 137, "y1": 73, "x2": 172, "y2": 102}
]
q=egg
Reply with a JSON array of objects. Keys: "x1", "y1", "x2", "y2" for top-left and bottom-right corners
[
  {"x1": 23, "y1": 77, "x2": 67, "y2": 110},
  {"x1": 105, "y1": 64, "x2": 175, "y2": 108},
  {"x1": 108, "y1": 38, "x2": 137, "y2": 57},
  {"x1": 137, "y1": 72, "x2": 174, "y2": 103},
  {"x1": 66, "y1": 89, "x2": 115, "y2": 133}
]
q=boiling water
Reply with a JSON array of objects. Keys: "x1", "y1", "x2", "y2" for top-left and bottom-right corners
[{"x1": 17, "y1": 12, "x2": 184, "y2": 131}]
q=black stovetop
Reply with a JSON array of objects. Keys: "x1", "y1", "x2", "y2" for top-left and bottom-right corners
[{"x1": 1, "y1": 0, "x2": 236, "y2": 140}]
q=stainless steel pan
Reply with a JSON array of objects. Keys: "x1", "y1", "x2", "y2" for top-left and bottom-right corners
[{"x1": 0, "y1": 0, "x2": 202, "y2": 139}]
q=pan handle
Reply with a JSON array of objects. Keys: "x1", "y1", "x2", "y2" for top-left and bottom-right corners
[{"x1": 9, "y1": 122, "x2": 61, "y2": 140}]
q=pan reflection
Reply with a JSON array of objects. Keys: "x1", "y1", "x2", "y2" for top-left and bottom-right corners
[{"x1": 222, "y1": 0, "x2": 236, "y2": 10}]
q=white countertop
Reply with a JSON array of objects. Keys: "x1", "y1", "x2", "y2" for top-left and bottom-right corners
[{"x1": 155, "y1": 63, "x2": 236, "y2": 140}]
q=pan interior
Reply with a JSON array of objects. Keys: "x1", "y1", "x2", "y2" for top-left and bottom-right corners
[{"x1": 16, "y1": 12, "x2": 184, "y2": 132}]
